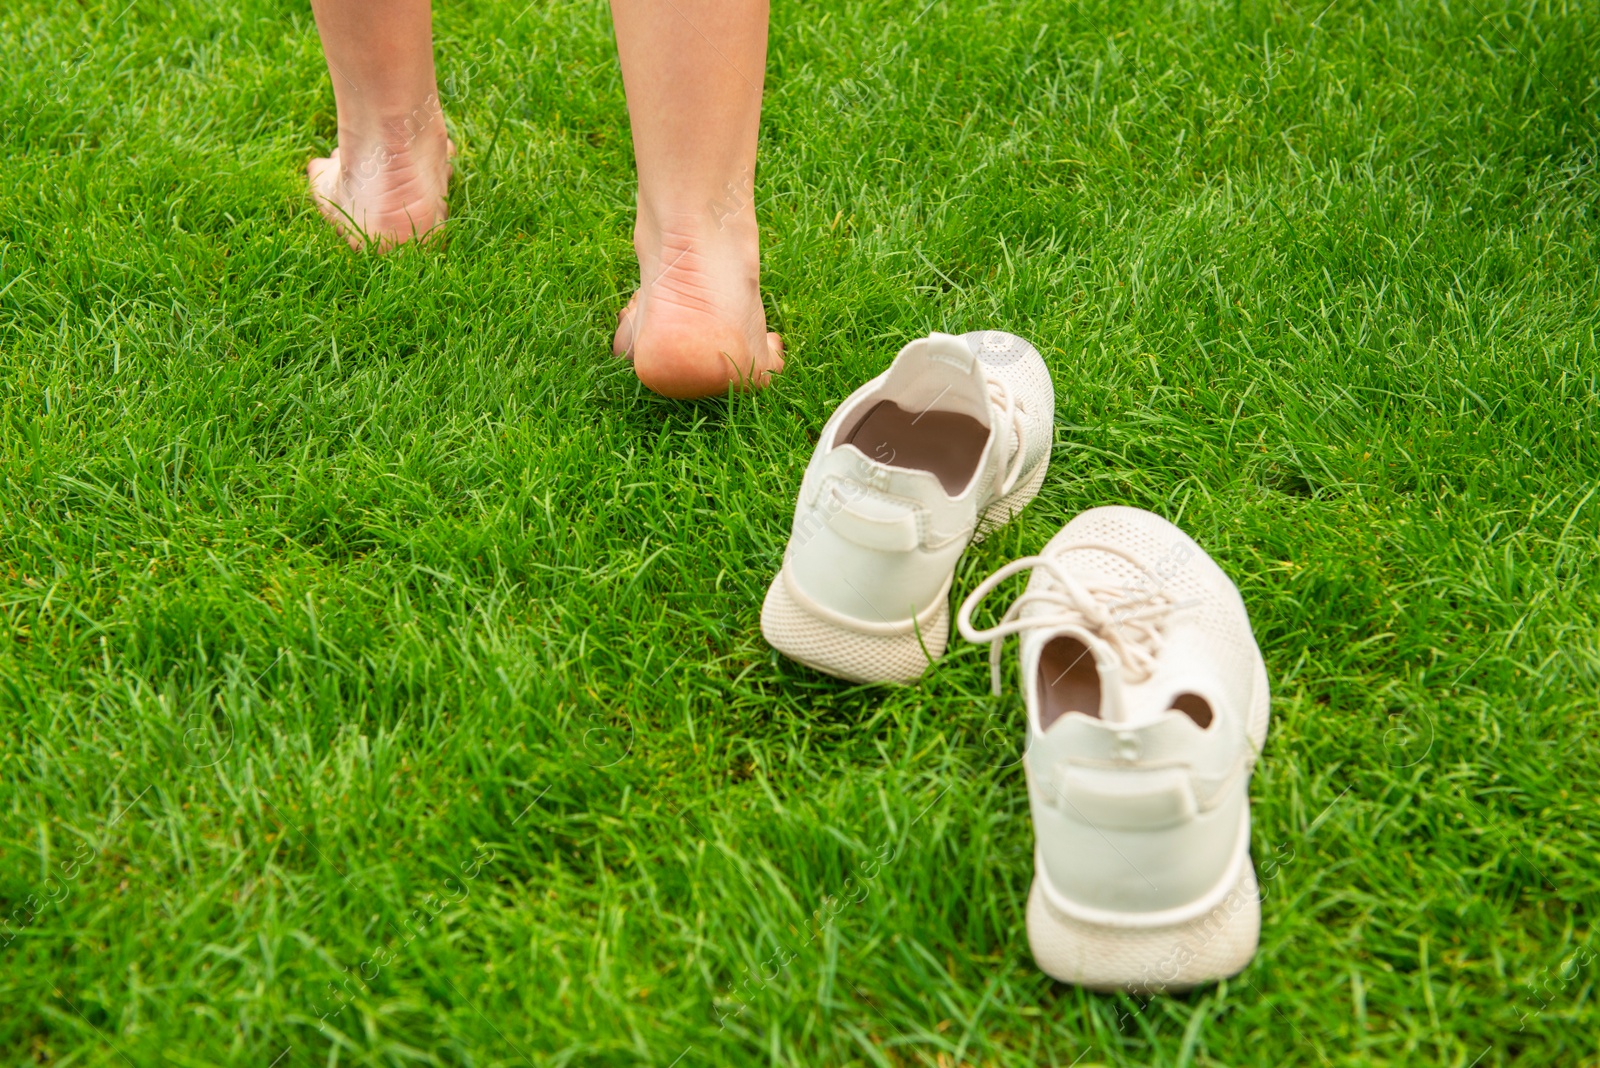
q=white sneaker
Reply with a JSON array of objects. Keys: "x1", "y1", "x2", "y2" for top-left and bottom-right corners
[
  {"x1": 956, "y1": 506, "x2": 1271, "y2": 991},
  {"x1": 762, "y1": 331, "x2": 1054, "y2": 683}
]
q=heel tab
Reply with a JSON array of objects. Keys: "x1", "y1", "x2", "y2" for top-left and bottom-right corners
[
  {"x1": 923, "y1": 332, "x2": 977, "y2": 371},
  {"x1": 893, "y1": 332, "x2": 977, "y2": 374},
  {"x1": 1050, "y1": 764, "x2": 1198, "y2": 830}
]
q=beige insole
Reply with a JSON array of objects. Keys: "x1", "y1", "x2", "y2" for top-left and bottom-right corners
[
  {"x1": 843, "y1": 400, "x2": 989, "y2": 495},
  {"x1": 1038, "y1": 635, "x2": 1102, "y2": 731}
]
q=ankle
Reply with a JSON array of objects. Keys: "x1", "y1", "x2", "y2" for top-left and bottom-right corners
[
  {"x1": 337, "y1": 97, "x2": 449, "y2": 168},
  {"x1": 637, "y1": 176, "x2": 758, "y2": 241},
  {"x1": 636, "y1": 207, "x2": 758, "y2": 276}
]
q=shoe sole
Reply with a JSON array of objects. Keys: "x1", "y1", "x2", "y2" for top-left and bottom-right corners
[
  {"x1": 762, "y1": 458, "x2": 1049, "y2": 683},
  {"x1": 761, "y1": 567, "x2": 950, "y2": 684},
  {"x1": 1027, "y1": 649, "x2": 1272, "y2": 991},
  {"x1": 1026, "y1": 853, "x2": 1262, "y2": 994},
  {"x1": 972, "y1": 452, "x2": 1049, "y2": 545}
]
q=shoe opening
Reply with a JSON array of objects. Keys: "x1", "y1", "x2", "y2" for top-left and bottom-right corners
[
  {"x1": 1037, "y1": 635, "x2": 1101, "y2": 731},
  {"x1": 840, "y1": 400, "x2": 988, "y2": 496},
  {"x1": 1170, "y1": 692, "x2": 1214, "y2": 729}
]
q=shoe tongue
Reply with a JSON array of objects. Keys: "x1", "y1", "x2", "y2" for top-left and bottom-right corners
[{"x1": 878, "y1": 333, "x2": 992, "y2": 427}]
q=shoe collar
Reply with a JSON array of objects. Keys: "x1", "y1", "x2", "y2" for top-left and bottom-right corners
[
  {"x1": 1016, "y1": 627, "x2": 1250, "y2": 807},
  {"x1": 862, "y1": 332, "x2": 994, "y2": 430},
  {"x1": 819, "y1": 333, "x2": 1018, "y2": 503}
]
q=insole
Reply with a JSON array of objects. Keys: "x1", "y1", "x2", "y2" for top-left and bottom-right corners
[
  {"x1": 843, "y1": 400, "x2": 989, "y2": 495},
  {"x1": 1038, "y1": 635, "x2": 1101, "y2": 730}
]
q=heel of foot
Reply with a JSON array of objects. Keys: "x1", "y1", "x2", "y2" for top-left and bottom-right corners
[{"x1": 629, "y1": 319, "x2": 780, "y2": 400}]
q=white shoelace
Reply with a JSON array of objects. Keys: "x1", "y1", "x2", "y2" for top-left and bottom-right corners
[
  {"x1": 985, "y1": 373, "x2": 1028, "y2": 498},
  {"x1": 957, "y1": 543, "x2": 1186, "y2": 695}
]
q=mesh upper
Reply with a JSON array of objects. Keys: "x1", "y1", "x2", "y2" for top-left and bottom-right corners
[
  {"x1": 964, "y1": 330, "x2": 1055, "y2": 488},
  {"x1": 1027, "y1": 506, "x2": 1263, "y2": 725},
  {"x1": 763, "y1": 331, "x2": 1056, "y2": 682},
  {"x1": 1010, "y1": 505, "x2": 1271, "y2": 982}
]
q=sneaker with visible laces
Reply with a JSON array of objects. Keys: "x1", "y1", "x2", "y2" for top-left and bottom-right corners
[
  {"x1": 957, "y1": 506, "x2": 1271, "y2": 991},
  {"x1": 762, "y1": 331, "x2": 1054, "y2": 683}
]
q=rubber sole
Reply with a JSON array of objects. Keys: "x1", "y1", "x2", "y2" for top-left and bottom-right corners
[
  {"x1": 1027, "y1": 647, "x2": 1273, "y2": 991},
  {"x1": 973, "y1": 449, "x2": 1050, "y2": 544},
  {"x1": 1027, "y1": 853, "x2": 1262, "y2": 994},
  {"x1": 760, "y1": 566, "x2": 949, "y2": 684}
]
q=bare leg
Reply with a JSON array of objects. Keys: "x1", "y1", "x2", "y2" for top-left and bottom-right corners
[
  {"x1": 609, "y1": 0, "x2": 785, "y2": 399},
  {"x1": 306, "y1": 0, "x2": 453, "y2": 251}
]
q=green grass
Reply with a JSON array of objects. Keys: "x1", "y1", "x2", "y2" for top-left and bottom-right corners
[{"x1": 2, "y1": 0, "x2": 1598, "y2": 1063}]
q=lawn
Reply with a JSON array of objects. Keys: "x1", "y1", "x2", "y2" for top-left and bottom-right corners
[{"x1": 2, "y1": 0, "x2": 1598, "y2": 1064}]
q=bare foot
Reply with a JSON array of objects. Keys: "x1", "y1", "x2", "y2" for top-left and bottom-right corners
[
  {"x1": 613, "y1": 210, "x2": 784, "y2": 399},
  {"x1": 307, "y1": 121, "x2": 454, "y2": 252}
]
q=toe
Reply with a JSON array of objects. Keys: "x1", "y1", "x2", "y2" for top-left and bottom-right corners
[
  {"x1": 306, "y1": 150, "x2": 336, "y2": 196},
  {"x1": 743, "y1": 332, "x2": 784, "y2": 389},
  {"x1": 612, "y1": 295, "x2": 639, "y2": 358},
  {"x1": 306, "y1": 151, "x2": 364, "y2": 250}
]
